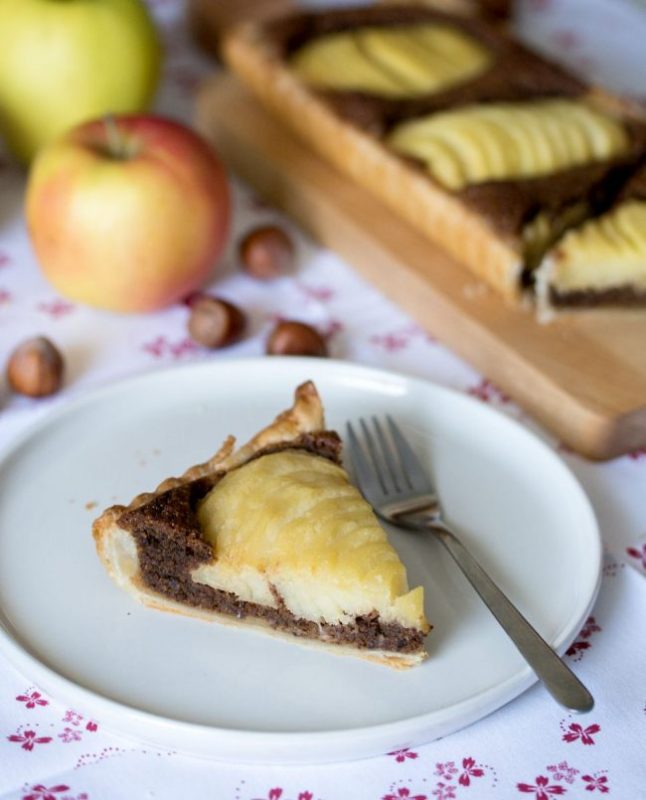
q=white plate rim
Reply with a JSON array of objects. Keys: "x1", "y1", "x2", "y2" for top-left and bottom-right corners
[{"x1": 0, "y1": 357, "x2": 602, "y2": 763}]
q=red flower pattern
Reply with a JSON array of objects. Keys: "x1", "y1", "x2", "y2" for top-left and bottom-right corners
[
  {"x1": 566, "y1": 640, "x2": 591, "y2": 659},
  {"x1": 546, "y1": 762, "x2": 579, "y2": 784},
  {"x1": 626, "y1": 543, "x2": 646, "y2": 570},
  {"x1": 582, "y1": 774, "x2": 609, "y2": 793},
  {"x1": 296, "y1": 283, "x2": 335, "y2": 302},
  {"x1": 370, "y1": 332, "x2": 410, "y2": 352},
  {"x1": 562, "y1": 722, "x2": 601, "y2": 745},
  {"x1": 370, "y1": 324, "x2": 434, "y2": 352},
  {"x1": 16, "y1": 690, "x2": 49, "y2": 709},
  {"x1": 142, "y1": 336, "x2": 199, "y2": 359},
  {"x1": 8, "y1": 728, "x2": 52, "y2": 750},
  {"x1": 22, "y1": 786, "x2": 70, "y2": 800},
  {"x1": 63, "y1": 709, "x2": 83, "y2": 726},
  {"x1": 383, "y1": 789, "x2": 427, "y2": 800},
  {"x1": 566, "y1": 617, "x2": 601, "y2": 660},
  {"x1": 59, "y1": 727, "x2": 83, "y2": 743},
  {"x1": 627, "y1": 447, "x2": 646, "y2": 461},
  {"x1": 251, "y1": 791, "x2": 314, "y2": 800},
  {"x1": 579, "y1": 617, "x2": 602, "y2": 639},
  {"x1": 517, "y1": 776, "x2": 566, "y2": 798},
  {"x1": 459, "y1": 756, "x2": 485, "y2": 786},
  {"x1": 0, "y1": 288, "x2": 10, "y2": 304},
  {"x1": 389, "y1": 747, "x2": 419, "y2": 763},
  {"x1": 467, "y1": 378, "x2": 510, "y2": 404},
  {"x1": 434, "y1": 761, "x2": 458, "y2": 780},
  {"x1": 37, "y1": 299, "x2": 75, "y2": 318},
  {"x1": 431, "y1": 784, "x2": 455, "y2": 800}
]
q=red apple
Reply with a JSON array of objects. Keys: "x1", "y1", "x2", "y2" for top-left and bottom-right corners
[{"x1": 26, "y1": 115, "x2": 230, "y2": 313}]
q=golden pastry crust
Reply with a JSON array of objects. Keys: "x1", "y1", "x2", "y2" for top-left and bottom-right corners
[{"x1": 93, "y1": 382, "x2": 428, "y2": 669}]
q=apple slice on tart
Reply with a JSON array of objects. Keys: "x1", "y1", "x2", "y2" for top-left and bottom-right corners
[{"x1": 93, "y1": 381, "x2": 430, "y2": 668}]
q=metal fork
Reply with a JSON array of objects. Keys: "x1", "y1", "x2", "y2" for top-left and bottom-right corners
[{"x1": 346, "y1": 416, "x2": 594, "y2": 713}]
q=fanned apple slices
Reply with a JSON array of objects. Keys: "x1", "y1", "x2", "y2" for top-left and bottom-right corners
[
  {"x1": 535, "y1": 166, "x2": 646, "y2": 309},
  {"x1": 291, "y1": 23, "x2": 492, "y2": 98},
  {"x1": 93, "y1": 382, "x2": 430, "y2": 668},
  {"x1": 387, "y1": 99, "x2": 629, "y2": 190}
]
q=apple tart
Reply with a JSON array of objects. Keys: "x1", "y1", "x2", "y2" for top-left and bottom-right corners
[
  {"x1": 93, "y1": 382, "x2": 430, "y2": 668},
  {"x1": 222, "y1": 4, "x2": 646, "y2": 306},
  {"x1": 535, "y1": 165, "x2": 646, "y2": 309}
]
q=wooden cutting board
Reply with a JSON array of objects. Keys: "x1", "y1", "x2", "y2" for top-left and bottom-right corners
[{"x1": 194, "y1": 74, "x2": 646, "y2": 461}]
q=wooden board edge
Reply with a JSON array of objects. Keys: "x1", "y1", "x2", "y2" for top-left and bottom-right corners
[{"x1": 194, "y1": 75, "x2": 646, "y2": 461}]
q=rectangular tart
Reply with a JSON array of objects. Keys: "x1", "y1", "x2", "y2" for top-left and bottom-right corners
[
  {"x1": 93, "y1": 382, "x2": 430, "y2": 669},
  {"x1": 222, "y1": 4, "x2": 646, "y2": 303}
]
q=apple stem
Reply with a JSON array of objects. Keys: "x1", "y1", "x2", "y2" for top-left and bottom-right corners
[{"x1": 103, "y1": 115, "x2": 128, "y2": 160}]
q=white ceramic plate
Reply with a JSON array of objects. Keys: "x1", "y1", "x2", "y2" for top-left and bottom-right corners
[{"x1": 0, "y1": 358, "x2": 601, "y2": 763}]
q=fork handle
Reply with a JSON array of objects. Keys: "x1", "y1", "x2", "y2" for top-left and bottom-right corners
[{"x1": 429, "y1": 520, "x2": 594, "y2": 712}]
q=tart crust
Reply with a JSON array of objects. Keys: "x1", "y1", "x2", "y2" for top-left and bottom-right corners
[{"x1": 93, "y1": 382, "x2": 429, "y2": 669}]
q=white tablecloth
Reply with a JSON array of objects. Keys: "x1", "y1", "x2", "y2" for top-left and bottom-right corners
[{"x1": 1, "y1": 0, "x2": 645, "y2": 796}]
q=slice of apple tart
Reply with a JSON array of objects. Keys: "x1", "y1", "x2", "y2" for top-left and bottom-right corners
[
  {"x1": 92, "y1": 381, "x2": 430, "y2": 668},
  {"x1": 535, "y1": 165, "x2": 646, "y2": 309}
]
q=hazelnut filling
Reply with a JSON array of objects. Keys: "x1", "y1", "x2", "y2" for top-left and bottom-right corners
[{"x1": 118, "y1": 434, "x2": 427, "y2": 654}]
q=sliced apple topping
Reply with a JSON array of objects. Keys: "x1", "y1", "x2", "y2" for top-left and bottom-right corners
[
  {"x1": 522, "y1": 202, "x2": 589, "y2": 271},
  {"x1": 388, "y1": 99, "x2": 629, "y2": 189},
  {"x1": 538, "y1": 200, "x2": 646, "y2": 295},
  {"x1": 290, "y1": 24, "x2": 492, "y2": 99},
  {"x1": 193, "y1": 450, "x2": 427, "y2": 630}
]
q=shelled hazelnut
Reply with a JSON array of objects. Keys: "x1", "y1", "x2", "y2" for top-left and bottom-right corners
[
  {"x1": 239, "y1": 225, "x2": 294, "y2": 280},
  {"x1": 266, "y1": 320, "x2": 328, "y2": 357},
  {"x1": 6, "y1": 336, "x2": 64, "y2": 397},
  {"x1": 187, "y1": 296, "x2": 246, "y2": 349}
]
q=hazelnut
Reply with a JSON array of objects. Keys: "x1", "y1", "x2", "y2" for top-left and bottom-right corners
[
  {"x1": 266, "y1": 320, "x2": 328, "y2": 357},
  {"x1": 187, "y1": 296, "x2": 246, "y2": 349},
  {"x1": 239, "y1": 225, "x2": 294, "y2": 280},
  {"x1": 7, "y1": 336, "x2": 64, "y2": 397}
]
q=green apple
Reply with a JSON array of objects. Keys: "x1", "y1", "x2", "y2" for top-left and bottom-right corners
[{"x1": 0, "y1": 0, "x2": 161, "y2": 163}]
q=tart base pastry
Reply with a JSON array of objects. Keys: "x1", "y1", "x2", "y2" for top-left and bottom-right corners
[{"x1": 93, "y1": 382, "x2": 430, "y2": 669}]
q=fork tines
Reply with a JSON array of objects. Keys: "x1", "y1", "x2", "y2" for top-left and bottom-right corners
[{"x1": 346, "y1": 416, "x2": 434, "y2": 502}]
